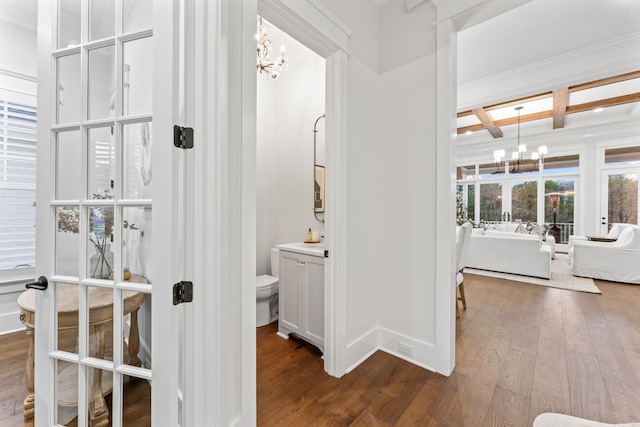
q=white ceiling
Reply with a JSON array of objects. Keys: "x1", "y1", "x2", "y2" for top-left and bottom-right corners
[{"x1": 458, "y1": 0, "x2": 640, "y2": 86}]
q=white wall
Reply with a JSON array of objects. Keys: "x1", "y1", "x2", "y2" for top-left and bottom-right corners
[
  {"x1": 256, "y1": 44, "x2": 326, "y2": 275},
  {"x1": 0, "y1": 19, "x2": 36, "y2": 78},
  {"x1": 376, "y1": 0, "x2": 440, "y2": 367},
  {"x1": 318, "y1": 0, "x2": 446, "y2": 373}
]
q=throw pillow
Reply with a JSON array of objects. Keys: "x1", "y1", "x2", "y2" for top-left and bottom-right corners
[
  {"x1": 514, "y1": 223, "x2": 526, "y2": 234},
  {"x1": 486, "y1": 224, "x2": 502, "y2": 231},
  {"x1": 528, "y1": 224, "x2": 546, "y2": 240}
]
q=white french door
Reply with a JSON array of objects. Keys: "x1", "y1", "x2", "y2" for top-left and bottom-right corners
[
  {"x1": 34, "y1": 1, "x2": 184, "y2": 426},
  {"x1": 600, "y1": 168, "x2": 639, "y2": 235}
]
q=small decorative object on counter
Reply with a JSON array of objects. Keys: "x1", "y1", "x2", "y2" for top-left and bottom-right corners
[{"x1": 304, "y1": 228, "x2": 321, "y2": 243}]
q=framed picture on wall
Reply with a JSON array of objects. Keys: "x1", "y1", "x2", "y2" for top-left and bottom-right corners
[{"x1": 314, "y1": 165, "x2": 325, "y2": 212}]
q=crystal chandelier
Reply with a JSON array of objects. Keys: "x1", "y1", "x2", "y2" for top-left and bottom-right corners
[{"x1": 256, "y1": 17, "x2": 288, "y2": 80}]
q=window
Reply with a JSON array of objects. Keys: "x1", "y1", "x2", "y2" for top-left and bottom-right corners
[
  {"x1": 543, "y1": 154, "x2": 579, "y2": 174},
  {"x1": 605, "y1": 146, "x2": 640, "y2": 167},
  {"x1": 0, "y1": 97, "x2": 37, "y2": 278}
]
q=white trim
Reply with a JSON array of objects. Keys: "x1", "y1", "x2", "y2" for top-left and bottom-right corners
[
  {"x1": 0, "y1": 68, "x2": 37, "y2": 82},
  {"x1": 434, "y1": 19, "x2": 457, "y2": 375},
  {"x1": 34, "y1": 0, "x2": 54, "y2": 423},
  {"x1": 194, "y1": 0, "x2": 258, "y2": 424},
  {"x1": 323, "y1": 49, "x2": 348, "y2": 377},
  {"x1": 151, "y1": 0, "x2": 182, "y2": 424},
  {"x1": 0, "y1": 312, "x2": 24, "y2": 335},
  {"x1": 256, "y1": 0, "x2": 350, "y2": 378},
  {"x1": 259, "y1": 0, "x2": 351, "y2": 58}
]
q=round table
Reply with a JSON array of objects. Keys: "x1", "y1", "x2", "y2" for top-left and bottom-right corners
[{"x1": 17, "y1": 278, "x2": 146, "y2": 426}]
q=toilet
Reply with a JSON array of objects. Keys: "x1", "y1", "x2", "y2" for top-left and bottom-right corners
[{"x1": 256, "y1": 248, "x2": 279, "y2": 327}]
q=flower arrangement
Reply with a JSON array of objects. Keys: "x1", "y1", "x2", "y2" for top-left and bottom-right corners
[{"x1": 57, "y1": 188, "x2": 140, "y2": 279}]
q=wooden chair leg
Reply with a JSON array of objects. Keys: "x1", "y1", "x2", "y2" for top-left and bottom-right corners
[{"x1": 458, "y1": 282, "x2": 467, "y2": 310}]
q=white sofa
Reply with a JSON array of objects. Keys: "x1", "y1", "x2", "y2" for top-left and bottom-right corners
[
  {"x1": 570, "y1": 227, "x2": 640, "y2": 284},
  {"x1": 534, "y1": 413, "x2": 640, "y2": 426},
  {"x1": 569, "y1": 223, "x2": 640, "y2": 261},
  {"x1": 481, "y1": 222, "x2": 556, "y2": 259},
  {"x1": 466, "y1": 228, "x2": 552, "y2": 279}
]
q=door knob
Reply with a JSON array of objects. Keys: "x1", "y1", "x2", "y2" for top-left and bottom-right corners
[{"x1": 26, "y1": 276, "x2": 48, "y2": 291}]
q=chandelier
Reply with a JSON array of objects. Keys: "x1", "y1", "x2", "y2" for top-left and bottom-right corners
[
  {"x1": 493, "y1": 106, "x2": 548, "y2": 174},
  {"x1": 256, "y1": 17, "x2": 288, "y2": 80}
]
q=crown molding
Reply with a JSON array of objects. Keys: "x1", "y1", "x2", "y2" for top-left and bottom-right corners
[
  {"x1": 259, "y1": 0, "x2": 351, "y2": 57},
  {"x1": 458, "y1": 33, "x2": 640, "y2": 111}
]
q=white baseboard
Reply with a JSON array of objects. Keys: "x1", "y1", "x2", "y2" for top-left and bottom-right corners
[
  {"x1": 377, "y1": 327, "x2": 437, "y2": 373},
  {"x1": 342, "y1": 326, "x2": 439, "y2": 375},
  {"x1": 0, "y1": 310, "x2": 25, "y2": 335},
  {"x1": 344, "y1": 327, "x2": 378, "y2": 374}
]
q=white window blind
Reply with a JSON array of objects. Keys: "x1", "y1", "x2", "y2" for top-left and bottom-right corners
[{"x1": 0, "y1": 98, "x2": 37, "y2": 272}]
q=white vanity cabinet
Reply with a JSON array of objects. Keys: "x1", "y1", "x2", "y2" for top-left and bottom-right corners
[{"x1": 277, "y1": 248, "x2": 325, "y2": 352}]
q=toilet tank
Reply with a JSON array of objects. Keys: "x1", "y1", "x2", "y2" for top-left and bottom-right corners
[{"x1": 270, "y1": 248, "x2": 280, "y2": 278}]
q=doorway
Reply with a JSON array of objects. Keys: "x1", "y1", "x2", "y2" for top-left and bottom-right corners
[
  {"x1": 255, "y1": 17, "x2": 326, "y2": 279},
  {"x1": 255, "y1": 2, "x2": 349, "y2": 378},
  {"x1": 600, "y1": 169, "x2": 639, "y2": 234}
]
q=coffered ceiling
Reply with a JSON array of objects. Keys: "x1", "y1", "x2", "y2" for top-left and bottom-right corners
[
  {"x1": 457, "y1": 70, "x2": 640, "y2": 138},
  {"x1": 456, "y1": 0, "x2": 640, "y2": 155}
]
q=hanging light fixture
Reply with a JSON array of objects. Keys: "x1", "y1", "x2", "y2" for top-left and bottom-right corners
[
  {"x1": 493, "y1": 149, "x2": 505, "y2": 174},
  {"x1": 511, "y1": 106, "x2": 526, "y2": 173},
  {"x1": 256, "y1": 17, "x2": 288, "y2": 80},
  {"x1": 505, "y1": 106, "x2": 548, "y2": 173}
]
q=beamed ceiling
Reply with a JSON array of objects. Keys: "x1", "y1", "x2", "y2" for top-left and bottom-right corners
[{"x1": 457, "y1": 70, "x2": 640, "y2": 137}]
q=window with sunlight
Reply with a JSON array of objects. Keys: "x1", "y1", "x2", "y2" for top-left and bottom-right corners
[{"x1": 0, "y1": 96, "x2": 37, "y2": 279}]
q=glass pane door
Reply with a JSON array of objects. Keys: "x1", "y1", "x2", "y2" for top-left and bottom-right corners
[
  {"x1": 35, "y1": 1, "x2": 177, "y2": 426},
  {"x1": 511, "y1": 180, "x2": 537, "y2": 223},
  {"x1": 602, "y1": 170, "x2": 639, "y2": 234},
  {"x1": 544, "y1": 178, "x2": 575, "y2": 244},
  {"x1": 479, "y1": 182, "x2": 502, "y2": 222}
]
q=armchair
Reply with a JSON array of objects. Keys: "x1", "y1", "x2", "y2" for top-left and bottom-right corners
[
  {"x1": 570, "y1": 227, "x2": 640, "y2": 284},
  {"x1": 569, "y1": 223, "x2": 640, "y2": 248}
]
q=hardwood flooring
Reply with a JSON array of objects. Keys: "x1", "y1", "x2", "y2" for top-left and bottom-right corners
[
  {"x1": 257, "y1": 275, "x2": 640, "y2": 426},
  {"x1": 0, "y1": 324, "x2": 150, "y2": 427},
  {"x1": 2, "y1": 275, "x2": 640, "y2": 426}
]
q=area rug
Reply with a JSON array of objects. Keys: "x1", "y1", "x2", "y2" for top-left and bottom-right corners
[{"x1": 465, "y1": 253, "x2": 602, "y2": 294}]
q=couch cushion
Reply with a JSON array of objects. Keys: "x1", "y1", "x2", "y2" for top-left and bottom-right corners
[{"x1": 616, "y1": 227, "x2": 634, "y2": 245}]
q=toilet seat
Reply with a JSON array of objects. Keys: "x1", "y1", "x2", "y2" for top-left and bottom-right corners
[{"x1": 256, "y1": 274, "x2": 278, "y2": 289}]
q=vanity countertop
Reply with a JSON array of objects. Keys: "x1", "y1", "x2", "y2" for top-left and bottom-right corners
[{"x1": 275, "y1": 242, "x2": 325, "y2": 258}]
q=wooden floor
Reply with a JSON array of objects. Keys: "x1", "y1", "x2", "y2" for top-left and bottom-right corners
[
  {"x1": 3, "y1": 275, "x2": 640, "y2": 426},
  {"x1": 0, "y1": 326, "x2": 150, "y2": 427},
  {"x1": 257, "y1": 275, "x2": 640, "y2": 426}
]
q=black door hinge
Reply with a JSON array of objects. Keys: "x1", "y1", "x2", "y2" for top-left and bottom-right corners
[
  {"x1": 173, "y1": 281, "x2": 193, "y2": 305},
  {"x1": 173, "y1": 125, "x2": 194, "y2": 149},
  {"x1": 324, "y1": 250, "x2": 329, "y2": 258}
]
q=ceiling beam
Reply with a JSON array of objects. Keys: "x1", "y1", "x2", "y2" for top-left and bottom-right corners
[
  {"x1": 552, "y1": 88, "x2": 568, "y2": 129},
  {"x1": 471, "y1": 107, "x2": 503, "y2": 138},
  {"x1": 566, "y1": 92, "x2": 640, "y2": 114},
  {"x1": 458, "y1": 111, "x2": 552, "y2": 134},
  {"x1": 457, "y1": 91, "x2": 640, "y2": 134},
  {"x1": 457, "y1": 92, "x2": 552, "y2": 117},
  {"x1": 569, "y1": 70, "x2": 640, "y2": 92}
]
